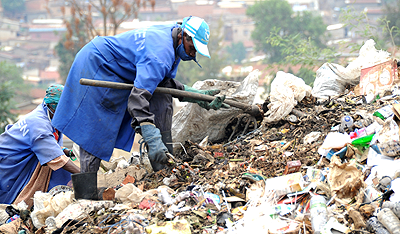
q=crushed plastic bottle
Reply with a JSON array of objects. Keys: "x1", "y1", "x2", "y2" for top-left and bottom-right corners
[
  {"x1": 310, "y1": 195, "x2": 328, "y2": 234},
  {"x1": 377, "y1": 208, "x2": 400, "y2": 234},
  {"x1": 367, "y1": 216, "x2": 391, "y2": 234}
]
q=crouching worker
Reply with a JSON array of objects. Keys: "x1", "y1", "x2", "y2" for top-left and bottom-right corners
[{"x1": 0, "y1": 84, "x2": 80, "y2": 208}]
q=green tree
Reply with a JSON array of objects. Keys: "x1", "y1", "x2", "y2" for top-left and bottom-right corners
[
  {"x1": 1, "y1": 0, "x2": 25, "y2": 17},
  {"x1": 0, "y1": 61, "x2": 24, "y2": 133},
  {"x1": 246, "y1": 0, "x2": 327, "y2": 63},
  {"x1": 225, "y1": 41, "x2": 246, "y2": 64},
  {"x1": 176, "y1": 18, "x2": 228, "y2": 86}
]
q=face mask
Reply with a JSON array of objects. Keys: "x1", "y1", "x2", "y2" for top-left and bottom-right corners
[{"x1": 176, "y1": 41, "x2": 195, "y2": 61}]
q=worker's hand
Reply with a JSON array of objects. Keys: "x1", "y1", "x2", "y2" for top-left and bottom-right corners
[
  {"x1": 138, "y1": 123, "x2": 169, "y2": 165},
  {"x1": 182, "y1": 85, "x2": 230, "y2": 110}
]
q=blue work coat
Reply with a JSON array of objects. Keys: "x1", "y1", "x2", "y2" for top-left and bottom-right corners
[
  {"x1": 0, "y1": 103, "x2": 72, "y2": 204},
  {"x1": 52, "y1": 23, "x2": 181, "y2": 161}
]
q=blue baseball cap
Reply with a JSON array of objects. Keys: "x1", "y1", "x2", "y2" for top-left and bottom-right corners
[{"x1": 181, "y1": 16, "x2": 211, "y2": 58}]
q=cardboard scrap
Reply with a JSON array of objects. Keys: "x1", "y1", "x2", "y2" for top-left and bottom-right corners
[{"x1": 328, "y1": 155, "x2": 365, "y2": 199}]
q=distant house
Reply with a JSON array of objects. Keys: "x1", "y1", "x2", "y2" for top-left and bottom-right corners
[
  {"x1": 0, "y1": 18, "x2": 20, "y2": 41},
  {"x1": 29, "y1": 19, "x2": 65, "y2": 43},
  {"x1": 39, "y1": 69, "x2": 61, "y2": 85}
]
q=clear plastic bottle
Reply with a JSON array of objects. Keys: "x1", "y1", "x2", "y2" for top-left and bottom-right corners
[
  {"x1": 383, "y1": 201, "x2": 400, "y2": 219},
  {"x1": 309, "y1": 195, "x2": 328, "y2": 234},
  {"x1": 367, "y1": 217, "x2": 391, "y2": 234},
  {"x1": 341, "y1": 116, "x2": 354, "y2": 128},
  {"x1": 377, "y1": 208, "x2": 400, "y2": 234}
]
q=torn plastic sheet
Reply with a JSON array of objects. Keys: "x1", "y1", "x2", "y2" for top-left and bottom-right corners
[{"x1": 172, "y1": 70, "x2": 259, "y2": 147}]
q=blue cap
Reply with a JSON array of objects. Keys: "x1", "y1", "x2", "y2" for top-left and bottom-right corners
[{"x1": 181, "y1": 16, "x2": 211, "y2": 58}]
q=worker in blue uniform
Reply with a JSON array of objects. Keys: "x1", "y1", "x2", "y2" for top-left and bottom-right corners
[
  {"x1": 52, "y1": 16, "x2": 228, "y2": 173},
  {"x1": 0, "y1": 84, "x2": 80, "y2": 208}
]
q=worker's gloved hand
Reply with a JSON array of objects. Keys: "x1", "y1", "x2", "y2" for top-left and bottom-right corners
[
  {"x1": 138, "y1": 123, "x2": 169, "y2": 165},
  {"x1": 182, "y1": 85, "x2": 230, "y2": 110}
]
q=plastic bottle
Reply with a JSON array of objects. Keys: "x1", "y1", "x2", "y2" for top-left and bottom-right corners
[
  {"x1": 383, "y1": 201, "x2": 400, "y2": 218},
  {"x1": 341, "y1": 116, "x2": 354, "y2": 128},
  {"x1": 367, "y1": 217, "x2": 391, "y2": 234},
  {"x1": 377, "y1": 208, "x2": 400, "y2": 234},
  {"x1": 309, "y1": 195, "x2": 328, "y2": 234}
]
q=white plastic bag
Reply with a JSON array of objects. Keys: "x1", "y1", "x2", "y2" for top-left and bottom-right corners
[
  {"x1": 115, "y1": 183, "x2": 158, "y2": 203},
  {"x1": 312, "y1": 39, "x2": 391, "y2": 99},
  {"x1": 263, "y1": 71, "x2": 312, "y2": 123},
  {"x1": 318, "y1": 132, "x2": 351, "y2": 156},
  {"x1": 172, "y1": 69, "x2": 259, "y2": 145},
  {"x1": 312, "y1": 62, "x2": 359, "y2": 99}
]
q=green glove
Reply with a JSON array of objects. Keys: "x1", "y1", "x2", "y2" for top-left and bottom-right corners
[{"x1": 182, "y1": 85, "x2": 230, "y2": 110}]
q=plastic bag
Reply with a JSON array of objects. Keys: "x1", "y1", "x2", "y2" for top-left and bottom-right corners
[
  {"x1": 312, "y1": 39, "x2": 390, "y2": 99},
  {"x1": 172, "y1": 69, "x2": 259, "y2": 145},
  {"x1": 376, "y1": 117, "x2": 400, "y2": 143},
  {"x1": 55, "y1": 200, "x2": 114, "y2": 228},
  {"x1": 318, "y1": 132, "x2": 351, "y2": 154},
  {"x1": 115, "y1": 183, "x2": 158, "y2": 203},
  {"x1": 31, "y1": 191, "x2": 74, "y2": 229},
  {"x1": 312, "y1": 62, "x2": 359, "y2": 99},
  {"x1": 263, "y1": 71, "x2": 312, "y2": 123}
]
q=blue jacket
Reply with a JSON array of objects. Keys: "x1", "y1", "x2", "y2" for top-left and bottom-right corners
[
  {"x1": 52, "y1": 23, "x2": 181, "y2": 161},
  {"x1": 0, "y1": 103, "x2": 71, "y2": 204}
]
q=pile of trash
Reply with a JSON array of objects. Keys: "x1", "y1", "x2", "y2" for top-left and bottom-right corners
[{"x1": 2, "y1": 39, "x2": 400, "y2": 234}]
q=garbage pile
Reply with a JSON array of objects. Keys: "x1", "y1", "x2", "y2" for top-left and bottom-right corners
[{"x1": 2, "y1": 39, "x2": 400, "y2": 234}]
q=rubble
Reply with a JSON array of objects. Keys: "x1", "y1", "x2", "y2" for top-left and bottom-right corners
[{"x1": 2, "y1": 39, "x2": 400, "y2": 234}]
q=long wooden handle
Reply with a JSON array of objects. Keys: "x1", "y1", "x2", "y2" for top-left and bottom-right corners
[{"x1": 79, "y1": 78, "x2": 262, "y2": 116}]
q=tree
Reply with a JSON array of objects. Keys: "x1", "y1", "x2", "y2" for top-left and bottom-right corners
[
  {"x1": 1, "y1": 0, "x2": 25, "y2": 17},
  {"x1": 225, "y1": 41, "x2": 246, "y2": 64},
  {"x1": 175, "y1": 19, "x2": 228, "y2": 86},
  {"x1": 246, "y1": 0, "x2": 327, "y2": 63},
  {"x1": 265, "y1": 27, "x2": 338, "y2": 85},
  {"x1": 63, "y1": 0, "x2": 155, "y2": 38},
  {"x1": 56, "y1": 0, "x2": 155, "y2": 82},
  {"x1": 0, "y1": 61, "x2": 24, "y2": 133}
]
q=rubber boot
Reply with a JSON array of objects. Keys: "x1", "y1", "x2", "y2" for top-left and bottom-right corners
[{"x1": 71, "y1": 172, "x2": 98, "y2": 200}]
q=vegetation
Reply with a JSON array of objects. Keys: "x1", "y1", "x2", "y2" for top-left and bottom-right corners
[
  {"x1": 56, "y1": 0, "x2": 153, "y2": 81},
  {"x1": 0, "y1": 61, "x2": 24, "y2": 133},
  {"x1": 246, "y1": 0, "x2": 327, "y2": 64},
  {"x1": 55, "y1": 20, "x2": 88, "y2": 82},
  {"x1": 1, "y1": 0, "x2": 25, "y2": 17},
  {"x1": 381, "y1": 0, "x2": 400, "y2": 51},
  {"x1": 63, "y1": 0, "x2": 154, "y2": 37},
  {"x1": 225, "y1": 42, "x2": 247, "y2": 64},
  {"x1": 266, "y1": 27, "x2": 338, "y2": 85}
]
